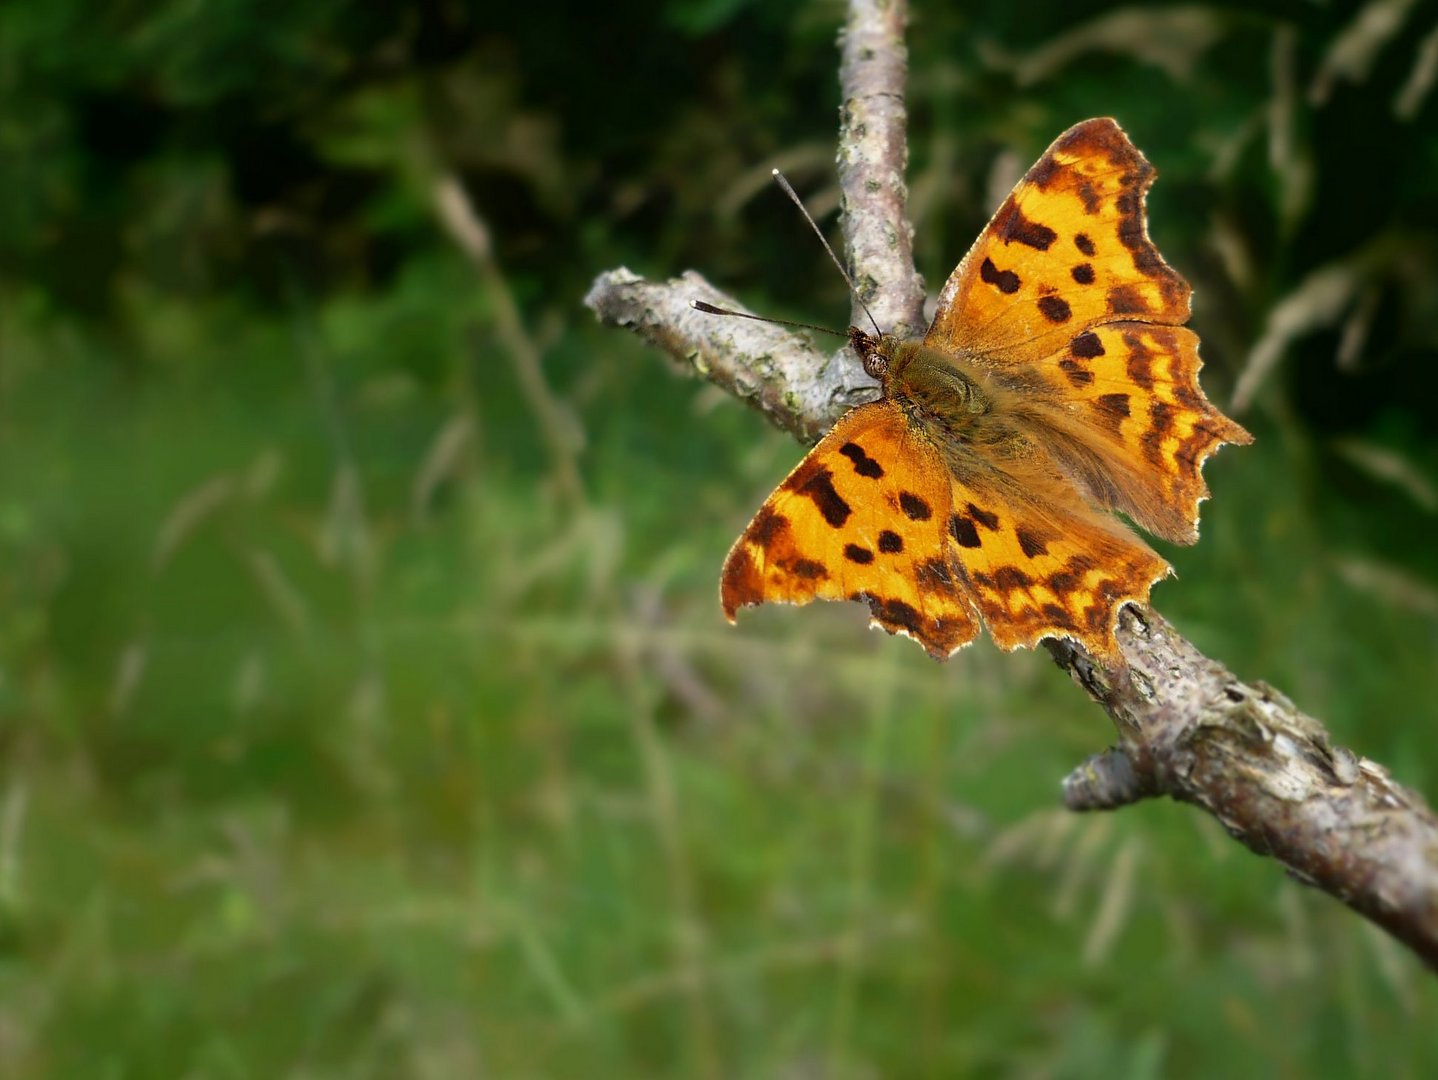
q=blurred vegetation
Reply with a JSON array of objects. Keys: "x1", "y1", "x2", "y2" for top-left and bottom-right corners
[{"x1": 1, "y1": 0, "x2": 1437, "y2": 1075}]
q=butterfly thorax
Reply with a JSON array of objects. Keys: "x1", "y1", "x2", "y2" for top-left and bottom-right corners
[{"x1": 850, "y1": 327, "x2": 992, "y2": 437}]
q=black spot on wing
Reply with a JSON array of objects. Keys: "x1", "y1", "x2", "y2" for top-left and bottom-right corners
[
  {"x1": 1123, "y1": 332, "x2": 1157, "y2": 391},
  {"x1": 1076, "y1": 180, "x2": 1100, "y2": 214},
  {"x1": 749, "y1": 506, "x2": 789, "y2": 547},
  {"x1": 1070, "y1": 330, "x2": 1105, "y2": 359},
  {"x1": 1094, "y1": 393, "x2": 1131, "y2": 432},
  {"x1": 1048, "y1": 571, "x2": 1080, "y2": 595},
  {"x1": 1016, "y1": 528, "x2": 1049, "y2": 558},
  {"x1": 877, "y1": 530, "x2": 904, "y2": 554},
  {"x1": 1074, "y1": 233, "x2": 1096, "y2": 257},
  {"x1": 1037, "y1": 295, "x2": 1071, "y2": 323},
  {"x1": 791, "y1": 467, "x2": 852, "y2": 528},
  {"x1": 844, "y1": 544, "x2": 874, "y2": 565},
  {"x1": 870, "y1": 597, "x2": 922, "y2": 636},
  {"x1": 918, "y1": 558, "x2": 957, "y2": 591},
  {"x1": 1059, "y1": 359, "x2": 1094, "y2": 388},
  {"x1": 1041, "y1": 603, "x2": 1079, "y2": 632},
  {"x1": 838, "y1": 441, "x2": 884, "y2": 479},
  {"x1": 1047, "y1": 554, "x2": 1097, "y2": 598},
  {"x1": 993, "y1": 567, "x2": 1034, "y2": 591},
  {"x1": 786, "y1": 558, "x2": 829, "y2": 580},
  {"x1": 1030, "y1": 154, "x2": 1060, "y2": 189},
  {"x1": 1107, "y1": 284, "x2": 1149, "y2": 315},
  {"x1": 949, "y1": 514, "x2": 981, "y2": 548},
  {"x1": 998, "y1": 205, "x2": 1057, "y2": 251},
  {"x1": 1071, "y1": 263, "x2": 1095, "y2": 285},
  {"x1": 966, "y1": 503, "x2": 1000, "y2": 531},
  {"x1": 898, "y1": 492, "x2": 932, "y2": 521},
  {"x1": 1142, "y1": 400, "x2": 1178, "y2": 469},
  {"x1": 980, "y1": 257, "x2": 1021, "y2": 295}
]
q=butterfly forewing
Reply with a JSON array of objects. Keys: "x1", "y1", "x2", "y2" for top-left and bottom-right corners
[
  {"x1": 721, "y1": 401, "x2": 979, "y2": 659},
  {"x1": 927, "y1": 118, "x2": 1191, "y2": 364},
  {"x1": 923, "y1": 117, "x2": 1251, "y2": 546}
]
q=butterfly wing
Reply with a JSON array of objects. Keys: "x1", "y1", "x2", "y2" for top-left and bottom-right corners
[
  {"x1": 1028, "y1": 322, "x2": 1251, "y2": 543},
  {"x1": 928, "y1": 117, "x2": 1189, "y2": 360},
  {"x1": 924, "y1": 117, "x2": 1250, "y2": 544},
  {"x1": 721, "y1": 401, "x2": 979, "y2": 659},
  {"x1": 941, "y1": 450, "x2": 1170, "y2": 662},
  {"x1": 720, "y1": 398, "x2": 1167, "y2": 662}
]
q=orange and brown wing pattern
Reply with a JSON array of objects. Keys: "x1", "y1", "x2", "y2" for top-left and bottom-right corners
[
  {"x1": 943, "y1": 461, "x2": 1171, "y2": 662},
  {"x1": 719, "y1": 117, "x2": 1250, "y2": 663},
  {"x1": 925, "y1": 118, "x2": 1190, "y2": 366},
  {"x1": 720, "y1": 401, "x2": 979, "y2": 659},
  {"x1": 1032, "y1": 322, "x2": 1253, "y2": 543}
]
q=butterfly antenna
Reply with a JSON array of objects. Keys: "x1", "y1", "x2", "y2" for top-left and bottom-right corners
[
  {"x1": 770, "y1": 168, "x2": 884, "y2": 339},
  {"x1": 690, "y1": 300, "x2": 846, "y2": 339}
]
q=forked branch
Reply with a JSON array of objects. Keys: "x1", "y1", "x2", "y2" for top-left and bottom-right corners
[{"x1": 584, "y1": 0, "x2": 1438, "y2": 970}]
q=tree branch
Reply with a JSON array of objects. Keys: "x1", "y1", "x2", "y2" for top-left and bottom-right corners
[
  {"x1": 836, "y1": 0, "x2": 926, "y2": 337},
  {"x1": 583, "y1": 0, "x2": 1438, "y2": 971},
  {"x1": 584, "y1": 267, "x2": 877, "y2": 444}
]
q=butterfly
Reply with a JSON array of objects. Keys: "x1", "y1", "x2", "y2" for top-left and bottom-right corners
[{"x1": 720, "y1": 118, "x2": 1252, "y2": 664}]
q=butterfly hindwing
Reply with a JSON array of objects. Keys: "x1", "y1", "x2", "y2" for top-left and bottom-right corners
[
  {"x1": 1023, "y1": 322, "x2": 1252, "y2": 543},
  {"x1": 941, "y1": 453, "x2": 1171, "y2": 662}
]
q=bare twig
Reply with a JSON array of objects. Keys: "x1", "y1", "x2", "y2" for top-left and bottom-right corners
[
  {"x1": 583, "y1": 268, "x2": 873, "y2": 443},
  {"x1": 584, "y1": 0, "x2": 1438, "y2": 970},
  {"x1": 837, "y1": 0, "x2": 927, "y2": 337},
  {"x1": 1052, "y1": 607, "x2": 1438, "y2": 969}
]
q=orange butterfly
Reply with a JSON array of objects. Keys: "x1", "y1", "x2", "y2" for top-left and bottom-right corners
[{"x1": 720, "y1": 118, "x2": 1252, "y2": 664}]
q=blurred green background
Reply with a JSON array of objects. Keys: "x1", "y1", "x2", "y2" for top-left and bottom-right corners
[{"x1": 3, "y1": 0, "x2": 1438, "y2": 1075}]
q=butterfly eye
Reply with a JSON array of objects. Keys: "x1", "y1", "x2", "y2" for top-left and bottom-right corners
[{"x1": 849, "y1": 329, "x2": 890, "y2": 381}]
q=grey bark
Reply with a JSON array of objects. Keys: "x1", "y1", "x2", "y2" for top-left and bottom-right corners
[{"x1": 583, "y1": 0, "x2": 1438, "y2": 971}]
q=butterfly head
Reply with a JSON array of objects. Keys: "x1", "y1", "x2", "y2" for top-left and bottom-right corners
[
  {"x1": 848, "y1": 326, "x2": 904, "y2": 383},
  {"x1": 849, "y1": 325, "x2": 936, "y2": 395}
]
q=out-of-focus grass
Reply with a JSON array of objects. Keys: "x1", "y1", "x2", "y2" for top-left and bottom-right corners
[
  {"x1": 2, "y1": 254, "x2": 1438, "y2": 1077},
  {"x1": 3, "y1": 0, "x2": 1438, "y2": 1075}
]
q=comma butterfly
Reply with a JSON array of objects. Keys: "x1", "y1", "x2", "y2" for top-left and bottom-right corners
[{"x1": 720, "y1": 118, "x2": 1252, "y2": 663}]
